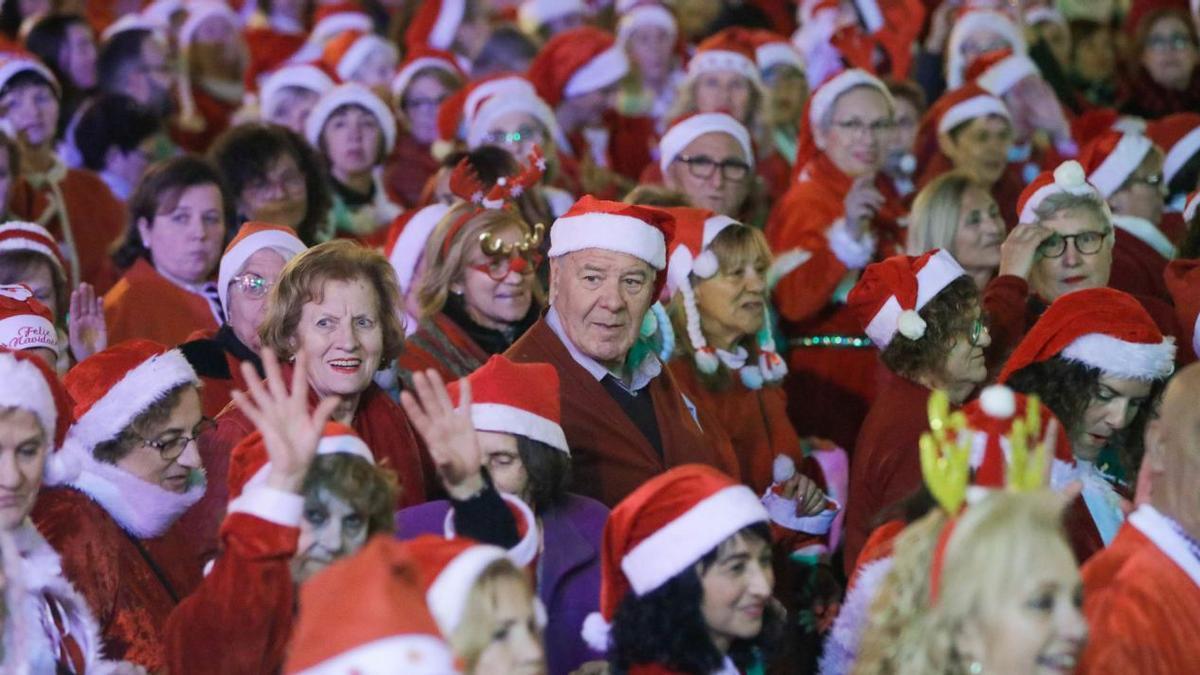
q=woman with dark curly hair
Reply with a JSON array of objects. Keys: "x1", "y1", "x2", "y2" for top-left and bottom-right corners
[
  {"x1": 585, "y1": 464, "x2": 781, "y2": 674},
  {"x1": 841, "y1": 249, "x2": 990, "y2": 574},
  {"x1": 1001, "y1": 287, "x2": 1175, "y2": 559}
]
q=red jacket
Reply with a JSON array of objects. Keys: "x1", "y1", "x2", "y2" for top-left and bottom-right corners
[
  {"x1": 1109, "y1": 219, "x2": 1174, "y2": 303},
  {"x1": 383, "y1": 130, "x2": 441, "y2": 210},
  {"x1": 103, "y1": 258, "x2": 220, "y2": 348}
]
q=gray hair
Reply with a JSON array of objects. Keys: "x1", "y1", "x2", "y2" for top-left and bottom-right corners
[{"x1": 1033, "y1": 192, "x2": 1112, "y2": 231}]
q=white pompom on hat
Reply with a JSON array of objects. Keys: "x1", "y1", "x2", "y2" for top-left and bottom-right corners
[
  {"x1": 1016, "y1": 160, "x2": 1104, "y2": 224},
  {"x1": 847, "y1": 249, "x2": 966, "y2": 349}
]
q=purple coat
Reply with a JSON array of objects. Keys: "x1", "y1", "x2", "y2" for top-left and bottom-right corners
[{"x1": 396, "y1": 493, "x2": 608, "y2": 675}]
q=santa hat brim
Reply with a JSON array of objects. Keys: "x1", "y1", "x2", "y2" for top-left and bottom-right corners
[
  {"x1": 0, "y1": 355, "x2": 55, "y2": 443},
  {"x1": 564, "y1": 46, "x2": 630, "y2": 99},
  {"x1": 305, "y1": 85, "x2": 398, "y2": 156},
  {"x1": 389, "y1": 204, "x2": 452, "y2": 293},
  {"x1": 1165, "y1": 127, "x2": 1200, "y2": 186},
  {"x1": 1089, "y1": 134, "x2": 1153, "y2": 198},
  {"x1": 469, "y1": 402, "x2": 569, "y2": 454},
  {"x1": 1061, "y1": 333, "x2": 1175, "y2": 380},
  {"x1": 659, "y1": 113, "x2": 754, "y2": 174},
  {"x1": 548, "y1": 212, "x2": 667, "y2": 269},
  {"x1": 217, "y1": 230, "x2": 307, "y2": 311}
]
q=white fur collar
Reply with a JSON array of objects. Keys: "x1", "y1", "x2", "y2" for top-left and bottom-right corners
[
  {"x1": 61, "y1": 439, "x2": 205, "y2": 539},
  {"x1": 1111, "y1": 214, "x2": 1177, "y2": 260}
]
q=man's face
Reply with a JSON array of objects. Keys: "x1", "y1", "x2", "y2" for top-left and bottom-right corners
[
  {"x1": 550, "y1": 249, "x2": 656, "y2": 371},
  {"x1": 664, "y1": 132, "x2": 751, "y2": 217}
]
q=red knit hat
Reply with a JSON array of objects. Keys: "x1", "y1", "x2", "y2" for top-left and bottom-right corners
[
  {"x1": 1146, "y1": 112, "x2": 1200, "y2": 187},
  {"x1": 998, "y1": 287, "x2": 1176, "y2": 383},
  {"x1": 226, "y1": 421, "x2": 373, "y2": 506},
  {"x1": 847, "y1": 249, "x2": 966, "y2": 349},
  {"x1": 284, "y1": 536, "x2": 456, "y2": 674},
  {"x1": 61, "y1": 339, "x2": 199, "y2": 452},
  {"x1": 447, "y1": 354, "x2": 568, "y2": 453},
  {"x1": 401, "y1": 534, "x2": 514, "y2": 637},
  {"x1": 390, "y1": 48, "x2": 463, "y2": 102},
  {"x1": 685, "y1": 27, "x2": 762, "y2": 86},
  {"x1": 946, "y1": 10, "x2": 1026, "y2": 90},
  {"x1": 657, "y1": 112, "x2": 754, "y2": 174},
  {"x1": 1015, "y1": 160, "x2": 1104, "y2": 224},
  {"x1": 960, "y1": 384, "x2": 1073, "y2": 492},
  {"x1": 582, "y1": 464, "x2": 768, "y2": 652},
  {"x1": 0, "y1": 348, "x2": 75, "y2": 482},
  {"x1": 0, "y1": 221, "x2": 68, "y2": 286},
  {"x1": 405, "y1": 0, "x2": 467, "y2": 54},
  {"x1": 527, "y1": 26, "x2": 629, "y2": 108},
  {"x1": 548, "y1": 195, "x2": 676, "y2": 273},
  {"x1": 1078, "y1": 130, "x2": 1155, "y2": 198},
  {"x1": 0, "y1": 284, "x2": 55, "y2": 353},
  {"x1": 385, "y1": 204, "x2": 452, "y2": 295},
  {"x1": 967, "y1": 47, "x2": 1039, "y2": 96},
  {"x1": 217, "y1": 222, "x2": 307, "y2": 311},
  {"x1": 320, "y1": 30, "x2": 398, "y2": 83}
]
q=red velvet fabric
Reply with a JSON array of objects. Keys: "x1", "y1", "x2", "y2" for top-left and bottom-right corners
[{"x1": 103, "y1": 258, "x2": 220, "y2": 348}]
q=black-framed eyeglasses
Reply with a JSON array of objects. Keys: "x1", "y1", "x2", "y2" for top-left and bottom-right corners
[
  {"x1": 830, "y1": 117, "x2": 897, "y2": 137},
  {"x1": 1036, "y1": 230, "x2": 1109, "y2": 259},
  {"x1": 674, "y1": 154, "x2": 752, "y2": 182},
  {"x1": 231, "y1": 273, "x2": 273, "y2": 299},
  {"x1": 136, "y1": 417, "x2": 216, "y2": 461}
]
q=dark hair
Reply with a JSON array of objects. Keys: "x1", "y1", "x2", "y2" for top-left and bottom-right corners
[
  {"x1": 1068, "y1": 19, "x2": 1110, "y2": 58},
  {"x1": 880, "y1": 276, "x2": 979, "y2": 381},
  {"x1": 886, "y1": 79, "x2": 927, "y2": 117},
  {"x1": 444, "y1": 145, "x2": 552, "y2": 231},
  {"x1": 302, "y1": 452, "x2": 398, "y2": 536},
  {"x1": 74, "y1": 94, "x2": 162, "y2": 172},
  {"x1": 609, "y1": 523, "x2": 783, "y2": 674},
  {"x1": 623, "y1": 185, "x2": 690, "y2": 207},
  {"x1": 470, "y1": 25, "x2": 538, "y2": 78},
  {"x1": 208, "y1": 122, "x2": 331, "y2": 245},
  {"x1": 1180, "y1": 202, "x2": 1200, "y2": 260},
  {"x1": 97, "y1": 29, "x2": 152, "y2": 91},
  {"x1": 114, "y1": 155, "x2": 234, "y2": 269},
  {"x1": 92, "y1": 382, "x2": 194, "y2": 463},
  {"x1": 0, "y1": 249, "x2": 67, "y2": 322},
  {"x1": 25, "y1": 14, "x2": 89, "y2": 88},
  {"x1": 515, "y1": 435, "x2": 571, "y2": 513},
  {"x1": 0, "y1": 69, "x2": 57, "y2": 101},
  {"x1": 1168, "y1": 147, "x2": 1200, "y2": 206}
]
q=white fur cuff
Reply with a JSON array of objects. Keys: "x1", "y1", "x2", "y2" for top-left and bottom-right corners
[
  {"x1": 228, "y1": 485, "x2": 304, "y2": 527},
  {"x1": 825, "y1": 218, "x2": 875, "y2": 270},
  {"x1": 761, "y1": 490, "x2": 839, "y2": 534}
]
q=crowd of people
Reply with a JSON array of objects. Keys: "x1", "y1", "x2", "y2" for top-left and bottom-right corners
[{"x1": 0, "y1": 0, "x2": 1197, "y2": 673}]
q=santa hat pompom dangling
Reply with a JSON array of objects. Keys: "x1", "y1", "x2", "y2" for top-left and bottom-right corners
[
  {"x1": 1054, "y1": 159, "x2": 1087, "y2": 188},
  {"x1": 897, "y1": 309, "x2": 927, "y2": 341},
  {"x1": 773, "y1": 453, "x2": 797, "y2": 484},
  {"x1": 738, "y1": 363, "x2": 764, "y2": 389},
  {"x1": 979, "y1": 384, "x2": 1017, "y2": 419}
]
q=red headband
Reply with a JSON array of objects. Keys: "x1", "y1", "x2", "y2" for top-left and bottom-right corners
[{"x1": 440, "y1": 146, "x2": 546, "y2": 259}]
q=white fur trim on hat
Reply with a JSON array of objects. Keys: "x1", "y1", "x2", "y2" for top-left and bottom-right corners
[
  {"x1": 1185, "y1": 192, "x2": 1200, "y2": 223},
  {"x1": 470, "y1": 403, "x2": 569, "y2": 454},
  {"x1": 564, "y1": 46, "x2": 630, "y2": 99},
  {"x1": 228, "y1": 432, "x2": 374, "y2": 522},
  {"x1": 1019, "y1": 161, "x2": 1100, "y2": 223},
  {"x1": 809, "y1": 70, "x2": 891, "y2": 150},
  {"x1": 1061, "y1": 333, "x2": 1175, "y2": 381},
  {"x1": 0, "y1": 222, "x2": 65, "y2": 277},
  {"x1": 100, "y1": 15, "x2": 162, "y2": 42},
  {"x1": 548, "y1": 212, "x2": 668, "y2": 269},
  {"x1": 0, "y1": 57, "x2": 58, "y2": 96},
  {"x1": 389, "y1": 204, "x2": 451, "y2": 294},
  {"x1": 617, "y1": 5, "x2": 676, "y2": 44},
  {"x1": 426, "y1": 544, "x2": 507, "y2": 634},
  {"x1": 1025, "y1": 7, "x2": 1067, "y2": 28},
  {"x1": 687, "y1": 49, "x2": 762, "y2": 85},
  {"x1": 260, "y1": 65, "x2": 336, "y2": 120},
  {"x1": 0, "y1": 353, "x2": 55, "y2": 441},
  {"x1": 429, "y1": 0, "x2": 467, "y2": 50},
  {"x1": 1165, "y1": 127, "x2": 1200, "y2": 185},
  {"x1": 305, "y1": 83, "x2": 397, "y2": 155},
  {"x1": 937, "y1": 94, "x2": 1010, "y2": 136},
  {"x1": 977, "y1": 54, "x2": 1039, "y2": 96},
  {"x1": 466, "y1": 92, "x2": 570, "y2": 153},
  {"x1": 852, "y1": 0, "x2": 884, "y2": 33},
  {"x1": 64, "y1": 348, "x2": 199, "y2": 453},
  {"x1": 863, "y1": 249, "x2": 965, "y2": 348},
  {"x1": 217, "y1": 229, "x2": 307, "y2": 310},
  {"x1": 335, "y1": 34, "x2": 398, "y2": 82},
  {"x1": 465, "y1": 77, "x2": 534, "y2": 126},
  {"x1": 756, "y1": 42, "x2": 804, "y2": 72},
  {"x1": 658, "y1": 112, "x2": 754, "y2": 174},
  {"x1": 621, "y1": 484, "x2": 768, "y2": 595},
  {"x1": 518, "y1": 0, "x2": 586, "y2": 34},
  {"x1": 0, "y1": 314, "x2": 56, "y2": 352},
  {"x1": 228, "y1": 485, "x2": 304, "y2": 527},
  {"x1": 312, "y1": 13, "x2": 373, "y2": 46},
  {"x1": 178, "y1": 1, "x2": 240, "y2": 50},
  {"x1": 946, "y1": 10, "x2": 1026, "y2": 90},
  {"x1": 391, "y1": 57, "x2": 459, "y2": 100},
  {"x1": 443, "y1": 492, "x2": 540, "y2": 567},
  {"x1": 294, "y1": 635, "x2": 457, "y2": 675},
  {"x1": 1089, "y1": 134, "x2": 1153, "y2": 198}
]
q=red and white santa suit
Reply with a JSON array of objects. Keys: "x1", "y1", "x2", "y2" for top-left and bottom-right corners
[
  {"x1": 32, "y1": 341, "x2": 208, "y2": 671},
  {"x1": 748, "y1": 31, "x2": 806, "y2": 201},
  {"x1": 171, "y1": 3, "x2": 245, "y2": 154},
  {"x1": 1147, "y1": 112, "x2": 1200, "y2": 242},
  {"x1": 765, "y1": 70, "x2": 906, "y2": 452},
  {"x1": 384, "y1": 51, "x2": 464, "y2": 209},
  {"x1": 1079, "y1": 504, "x2": 1200, "y2": 674},
  {"x1": 999, "y1": 287, "x2": 1177, "y2": 560},
  {"x1": 506, "y1": 197, "x2": 741, "y2": 507},
  {"x1": 1079, "y1": 130, "x2": 1176, "y2": 303}
]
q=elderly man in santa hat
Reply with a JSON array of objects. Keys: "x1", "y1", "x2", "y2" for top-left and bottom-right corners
[
  {"x1": 1078, "y1": 361, "x2": 1200, "y2": 673},
  {"x1": 506, "y1": 196, "x2": 739, "y2": 507}
]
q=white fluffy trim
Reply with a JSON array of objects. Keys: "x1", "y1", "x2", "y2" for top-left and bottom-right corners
[
  {"x1": 1062, "y1": 333, "x2": 1175, "y2": 381},
  {"x1": 581, "y1": 611, "x2": 610, "y2": 653},
  {"x1": 767, "y1": 248, "x2": 812, "y2": 290},
  {"x1": 825, "y1": 219, "x2": 874, "y2": 270},
  {"x1": 761, "y1": 490, "x2": 838, "y2": 534},
  {"x1": 819, "y1": 556, "x2": 894, "y2": 675},
  {"x1": 0, "y1": 354, "x2": 55, "y2": 447},
  {"x1": 979, "y1": 384, "x2": 1016, "y2": 419}
]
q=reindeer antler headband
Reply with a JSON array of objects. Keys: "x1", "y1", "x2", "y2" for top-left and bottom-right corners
[{"x1": 440, "y1": 146, "x2": 547, "y2": 258}]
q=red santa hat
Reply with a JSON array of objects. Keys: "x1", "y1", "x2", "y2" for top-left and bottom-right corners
[
  {"x1": 61, "y1": 339, "x2": 200, "y2": 454},
  {"x1": 1070, "y1": 108, "x2": 1148, "y2": 150},
  {"x1": 0, "y1": 348, "x2": 76, "y2": 483},
  {"x1": 304, "y1": 82, "x2": 397, "y2": 155},
  {"x1": 385, "y1": 204, "x2": 452, "y2": 295},
  {"x1": 100, "y1": 14, "x2": 164, "y2": 42},
  {"x1": 847, "y1": 249, "x2": 966, "y2": 349},
  {"x1": 685, "y1": 27, "x2": 763, "y2": 87},
  {"x1": 402, "y1": 535, "x2": 515, "y2": 637},
  {"x1": 0, "y1": 221, "x2": 68, "y2": 286},
  {"x1": 931, "y1": 85, "x2": 1010, "y2": 137},
  {"x1": 750, "y1": 29, "x2": 804, "y2": 73},
  {"x1": 0, "y1": 51, "x2": 59, "y2": 96},
  {"x1": 658, "y1": 112, "x2": 754, "y2": 174},
  {"x1": 0, "y1": 284, "x2": 55, "y2": 353},
  {"x1": 518, "y1": 0, "x2": 587, "y2": 35},
  {"x1": 217, "y1": 222, "x2": 307, "y2": 311},
  {"x1": 548, "y1": 195, "x2": 675, "y2": 271},
  {"x1": 390, "y1": 49, "x2": 463, "y2": 103},
  {"x1": 806, "y1": 68, "x2": 892, "y2": 154},
  {"x1": 259, "y1": 63, "x2": 336, "y2": 120},
  {"x1": 998, "y1": 287, "x2": 1176, "y2": 383},
  {"x1": 447, "y1": 354, "x2": 569, "y2": 453},
  {"x1": 175, "y1": 1, "x2": 241, "y2": 130},
  {"x1": 960, "y1": 385, "x2": 1073, "y2": 494},
  {"x1": 405, "y1": 0, "x2": 467, "y2": 54},
  {"x1": 462, "y1": 76, "x2": 568, "y2": 153},
  {"x1": 582, "y1": 464, "x2": 769, "y2": 652},
  {"x1": 967, "y1": 47, "x2": 1039, "y2": 97},
  {"x1": 946, "y1": 10, "x2": 1027, "y2": 90},
  {"x1": 527, "y1": 27, "x2": 630, "y2": 108},
  {"x1": 320, "y1": 30, "x2": 398, "y2": 83},
  {"x1": 1016, "y1": 160, "x2": 1105, "y2": 224},
  {"x1": 284, "y1": 537, "x2": 456, "y2": 675},
  {"x1": 616, "y1": 4, "x2": 677, "y2": 45},
  {"x1": 1146, "y1": 112, "x2": 1200, "y2": 188},
  {"x1": 1078, "y1": 131, "x2": 1155, "y2": 199},
  {"x1": 288, "y1": 6, "x2": 374, "y2": 64}
]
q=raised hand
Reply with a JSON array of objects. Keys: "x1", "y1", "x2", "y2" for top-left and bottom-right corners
[
  {"x1": 231, "y1": 349, "x2": 339, "y2": 494},
  {"x1": 778, "y1": 473, "x2": 829, "y2": 516},
  {"x1": 399, "y1": 369, "x2": 485, "y2": 500},
  {"x1": 68, "y1": 282, "x2": 107, "y2": 362},
  {"x1": 843, "y1": 175, "x2": 885, "y2": 238},
  {"x1": 998, "y1": 221, "x2": 1055, "y2": 280}
]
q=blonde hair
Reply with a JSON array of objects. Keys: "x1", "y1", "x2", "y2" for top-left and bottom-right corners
[
  {"x1": 448, "y1": 558, "x2": 538, "y2": 673},
  {"x1": 907, "y1": 172, "x2": 976, "y2": 256},
  {"x1": 854, "y1": 490, "x2": 1074, "y2": 675},
  {"x1": 415, "y1": 205, "x2": 545, "y2": 320}
]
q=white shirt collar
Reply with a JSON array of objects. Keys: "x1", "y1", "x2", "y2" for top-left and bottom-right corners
[{"x1": 546, "y1": 306, "x2": 661, "y2": 392}]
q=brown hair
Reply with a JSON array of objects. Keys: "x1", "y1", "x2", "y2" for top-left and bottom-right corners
[
  {"x1": 258, "y1": 240, "x2": 406, "y2": 363},
  {"x1": 92, "y1": 383, "x2": 196, "y2": 463},
  {"x1": 623, "y1": 184, "x2": 691, "y2": 207},
  {"x1": 0, "y1": 250, "x2": 67, "y2": 323},
  {"x1": 415, "y1": 205, "x2": 545, "y2": 319},
  {"x1": 880, "y1": 276, "x2": 979, "y2": 381},
  {"x1": 1134, "y1": 8, "x2": 1198, "y2": 58},
  {"x1": 301, "y1": 452, "x2": 397, "y2": 536}
]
